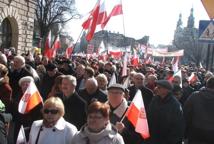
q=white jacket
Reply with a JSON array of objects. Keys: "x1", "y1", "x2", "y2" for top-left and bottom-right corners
[{"x1": 28, "y1": 117, "x2": 77, "y2": 144}]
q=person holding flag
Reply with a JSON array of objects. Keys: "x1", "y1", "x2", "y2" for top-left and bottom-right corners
[
  {"x1": 146, "y1": 80, "x2": 185, "y2": 144},
  {"x1": 14, "y1": 76, "x2": 43, "y2": 143},
  {"x1": 107, "y1": 83, "x2": 144, "y2": 144}
]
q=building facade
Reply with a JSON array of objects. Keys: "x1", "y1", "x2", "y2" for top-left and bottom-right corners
[{"x1": 0, "y1": 0, "x2": 36, "y2": 54}]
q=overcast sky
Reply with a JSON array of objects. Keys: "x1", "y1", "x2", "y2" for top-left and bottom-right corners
[{"x1": 65, "y1": 0, "x2": 210, "y2": 46}]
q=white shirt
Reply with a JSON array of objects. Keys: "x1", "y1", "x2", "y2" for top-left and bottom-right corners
[{"x1": 28, "y1": 117, "x2": 77, "y2": 144}]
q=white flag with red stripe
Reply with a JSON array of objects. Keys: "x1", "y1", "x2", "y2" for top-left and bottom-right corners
[
  {"x1": 101, "y1": 0, "x2": 123, "y2": 29},
  {"x1": 16, "y1": 125, "x2": 26, "y2": 144},
  {"x1": 18, "y1": 81, "x2": 43, "y2": 114},
  {"x1": 126, "y1": 90, "x2": 150, "y2": 139}
]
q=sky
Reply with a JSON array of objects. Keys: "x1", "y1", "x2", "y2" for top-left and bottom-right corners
[{"x1": 65, "y1": 0, "x2": 210, "y2": 46}]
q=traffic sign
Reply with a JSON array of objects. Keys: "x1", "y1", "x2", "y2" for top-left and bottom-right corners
[
  {"x1": 199, "y1": 20, "x2": 214, "y2": 43},
  {"x1": 201, "y1": 0, "x2": 214, "y2": 19}
]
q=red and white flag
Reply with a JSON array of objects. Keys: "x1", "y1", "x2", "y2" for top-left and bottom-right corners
[
  {"x1": 131, "y1": 48, "x2": 139, "y2": 66},
  {"x1": 52, "y1": 35, "x2": 61, "y2": 57},
  {"x1": 82, "y1": 0, "x2": 107, "y2": 29},
  {"x1": 172, "y1": 56, "x2": 180, "y2": 73},
  {"x1": 82, "y1": 1, "x2": 101, "y2": 41},
  {"x1": 122, "y1": 52, "x2": 128, "y2": 77},
  {"x1": 16, "y1": 125, "x2": 26, "y2": 144},
  {"x1": 101, "y1": 0, "x2": 123, "y2": 29},
  {"x1": 65, "y1": 44, "x2": 73, "y2": 59},
  {"x1": 126, "y1": 90, "x2": 150, "y2": 139},
  {"x1": 44, "y1": 31, "x2": 52, "y2": 59},
  {"x1": 108, "y1": 73, "x2": 117, "y2": 86},
  {"x1": 188, "y1": 72, "x2": 197, "y2": 84},
  {"x1": 18, "y1": 81, "x2": 43, "y2": 114}
]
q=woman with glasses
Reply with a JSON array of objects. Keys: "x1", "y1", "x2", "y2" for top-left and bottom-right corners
[
  {"x1": 71, "y1": 101, "x2": 124, "y2": 144},
  {"x1": 28, "y1": 97, "x2": 77, "y2": 144}
]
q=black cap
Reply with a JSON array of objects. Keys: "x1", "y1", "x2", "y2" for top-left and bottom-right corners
[
  {"x1": 156, "y1": 80, "x2": 173, "y2": 91},
  {"x1": 107, "y1": 83, "x2": 125, "y2": 92},
  {"x1": 46, "y1": 63, "x2": 57, "y2": 71}
]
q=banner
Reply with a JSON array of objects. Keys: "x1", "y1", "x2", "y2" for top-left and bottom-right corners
[{"x1": 152, "y1": 49, "x2": 184, "y2": 57}]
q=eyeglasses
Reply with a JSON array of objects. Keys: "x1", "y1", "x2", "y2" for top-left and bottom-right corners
[{"x1": 44, "y1": 109, "x2": 59, "y2": 114}]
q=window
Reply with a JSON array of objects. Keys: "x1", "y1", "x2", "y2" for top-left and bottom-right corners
[{"x1": 0, "y1": 18, "x2": 12, "y2": 49}]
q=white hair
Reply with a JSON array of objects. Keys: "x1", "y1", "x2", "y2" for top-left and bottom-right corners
[
  {"x1": 0, "y1": 52, "x2": 7, "y2": 65},
  {"x1": 87, "y1": 77, "x2": 98, "y2": 87},
  {"x1": 18, "y1": 76, "x2": 34, "y2": 86},
  {"x1": 14, "y1": 55, "x2": 25, "y2": 65},
  {"x1": 63, "y1": 75, "x2": 77, "y2": 86}
]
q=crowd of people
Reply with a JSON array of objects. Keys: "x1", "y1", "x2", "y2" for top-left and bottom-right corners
[{"x1": 0, "y1": 51, "x2": 214, "y2": 144}]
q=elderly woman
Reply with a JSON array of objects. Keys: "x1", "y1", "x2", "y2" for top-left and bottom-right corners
[
  {"x1": 29, "y1": 97, "x2": 77, "y2": 144},
  {"x1": 71, "y1": 101, "x2": 124, "y2": 144},
  {"x1": 96, "y1": 73, "x2": 108, "y2": 94},
  {"x1": 12, "y1": 76, "x2": 42, "y2": 143}
]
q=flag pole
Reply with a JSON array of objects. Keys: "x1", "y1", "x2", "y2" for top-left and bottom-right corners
[{"x1": 121, "y1": 0, "x2": 126, "y2": 37}]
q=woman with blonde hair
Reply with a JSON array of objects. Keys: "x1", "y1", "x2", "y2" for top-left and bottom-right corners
[{"x1": 28, "y1": 97, "x2": 77, "y2": 144}]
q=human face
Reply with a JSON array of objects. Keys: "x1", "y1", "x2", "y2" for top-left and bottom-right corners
[
  {"x1": 108, "y1": 89, "x2": 124, "y2": 108},
  {"x1": 61, "y1": 79, "x2": 75, "y2": 96},
  {"x1": 13, "y1": 58, "x2": 24, "y2": 70},
  {"x1": 154, "y1": 85, "x2": 169, "y2": 98},
  {"x1": 87, "y1": 112, "x2": 108, "y2": 133},
  {"x1": 21, "y1": 81, "x2": 30, "y2": 93},
  {"x1": 43, "y1": 104, "x2": 61, "y2": 127},
  {"x1": 134, "y1": 75, "x2": 144, "y2": 87},
  {"x1": 97, "y1": 78, "x2": 107, "y2": 90}
]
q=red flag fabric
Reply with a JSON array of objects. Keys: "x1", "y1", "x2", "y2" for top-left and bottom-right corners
[
  {"x1": 131, "y1": 48, "x2": 139, "y2": 66},
  {"x1": 44, "y1": 31, "x2": 52, "y2": 59},
  {"x1": 82, "y1": 1, "x2": 107, "y2": 29},
  {"x1": 85, "y1": 2, "x2": 100, "y2": 41},
  {"x1": 188, "y1": 72, "x2": 197, "y2": 84},
  {"x1": 51, "y1": 35, "x2": 61, "y2": 58},
  {"x1": 126, "y1": 90, "x2": 150, "y2": 139},
  {"x1": 101, "y1": 0, "x2": 123, "y2": 29},
  {"x1": 18, "y1": 81, "x2": 43, "y2": 114},
  {"x1": 65, "y1": 44, "x2": 73, "y2": 59}
]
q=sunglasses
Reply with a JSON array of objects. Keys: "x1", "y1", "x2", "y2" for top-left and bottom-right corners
[{"x1": 44, "y1": 109, "x2": 59, "y2": 114}]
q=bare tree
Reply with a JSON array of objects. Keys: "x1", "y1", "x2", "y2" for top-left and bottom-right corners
[{"x1": 35, "y1": 0, "x2": 79, "y2": 48}]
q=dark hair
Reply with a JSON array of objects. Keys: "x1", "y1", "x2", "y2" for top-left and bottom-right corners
[
  {"x1": 206, "y1": 76, "x2": 214, "y2": 89},
  {"x1": 85, "y1": 67, "x2": 95, "y2": 77},
  {"x1": 87, "y1": 101, "x2": 110, "y2": 118}
]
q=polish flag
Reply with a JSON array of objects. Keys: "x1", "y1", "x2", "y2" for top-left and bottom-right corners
[
  {"x1": 122, "y1": 52, "x2": 128, "y2": 77},
  {"x1": 188, "y1": 72, "x2": 197, "y2": 84},
  {"x1": 52, "y1": 35, "x2": 61, "y2": 57},
  {"x1": 172, "y1": 56, "x2": 180, "y2": 73},
  {"x1": 126, "y1": 90, "x2": 150, "y2": 139},
  {"x1": 18, "y1": 81, "x2": 43, "y2": 114},
  {"x1": 108, "y1": 73, "x2": 117, "y2": 86},
  {"x1": 101, "y1": 0, "x2": 123, "y2": 29},
  {"x1": 44, "y1": 31, "x2": 52, "y2": 59},
  {"x1": 65, "y1": 43, "x2": 73, "y2": 59},
  {"x1": 131, "y1": 49, "x2": 139, "y2": 66},
  {"x1": 16, "y1": 125, "x2": 26, "y2": 144},
  {"x1": 82, "y1": 0, "x2": 107, "y2": 29}
]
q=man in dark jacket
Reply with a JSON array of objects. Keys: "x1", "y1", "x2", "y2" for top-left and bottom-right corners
[
  {"x1": 184, "y1": 76, "x2": 214, "y2": 144},
  {"x1": 60, "y1": 75, "x2": 87, "y2": 130},
  {"x1": 128, "y1": 72, "x2": 153, "y2": 112},
  {"x1": 146, "y1": 80, "x2": 185, "y2": 144},
  {"x1": 79, "y1": 78, "x2": 107, "y2": 105},
  {"x1": 108, "y1": 83, "x2": 144, "y2": 144},
  {"x1": 39, "y1": 62, "x2": 62, "y2": 100}
]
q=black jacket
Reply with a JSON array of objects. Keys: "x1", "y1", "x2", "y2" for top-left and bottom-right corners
[
  {"x1": 146, "y1": 93, "x2": 185, "y2": 144},
  {"x1": 184, "y1": 88, "x2": 214, "y2": 143},
  {"x1": 128, "y1": 85, "x2": 153, "y2": 112},
  {"x1": 60, "y1": 92, "x2": 87, "y2": 130}
]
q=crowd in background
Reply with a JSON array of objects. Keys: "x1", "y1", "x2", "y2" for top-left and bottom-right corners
[{"x1": 0, "y1": 51, "x2": 213, "y2": 144}]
